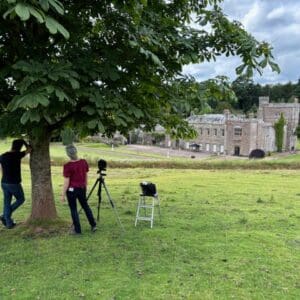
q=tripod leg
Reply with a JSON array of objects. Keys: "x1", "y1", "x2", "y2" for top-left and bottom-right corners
[
  {"x1": 97, "y1": 179, "x2": 102, "y2": 222},
  {"x1": 102, "y1": 181, "x2": 125, "y2": 232},
  {"x1": 78, "y1": 178, "x2": 99, "y2": 216}
]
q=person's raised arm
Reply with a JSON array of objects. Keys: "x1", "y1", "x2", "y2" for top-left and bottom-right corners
[{"x1": 23, "y1": 140, "x2": 32, "y2": 155}]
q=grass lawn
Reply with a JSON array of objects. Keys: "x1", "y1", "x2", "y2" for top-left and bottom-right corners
[{"x1": 0, "y1": 166, "x2": 300, "y2": 299}]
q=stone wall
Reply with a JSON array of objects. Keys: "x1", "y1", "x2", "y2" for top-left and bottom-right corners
[{"x1": 258, "y1": 96, "x2": 299, "y2": 151}]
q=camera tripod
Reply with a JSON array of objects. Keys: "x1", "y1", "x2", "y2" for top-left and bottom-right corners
[{"x1": 85, "y1": 171, "x2": 125, "y2": 231}]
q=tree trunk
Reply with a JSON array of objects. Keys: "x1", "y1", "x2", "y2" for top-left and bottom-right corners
[{"x1": 28, "y1": 133, "x2": 57, "y2": 221}]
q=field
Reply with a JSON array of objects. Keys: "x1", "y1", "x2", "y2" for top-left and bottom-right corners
[{"x1": 0, "y1": 151, "x2": 300, "y2": 299}]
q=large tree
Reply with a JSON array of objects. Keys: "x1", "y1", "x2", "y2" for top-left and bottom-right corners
[{"x1": 0, "y1": 0, "x2": 279, "y2": 222}]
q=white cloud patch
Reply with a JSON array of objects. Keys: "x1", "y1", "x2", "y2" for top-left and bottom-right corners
[
  {"x1": 267, "y1": 6, "x2": 285, "y2": 20},
  {"x1": 183, "y1": 0, "x2": 300, "y2": 84}
]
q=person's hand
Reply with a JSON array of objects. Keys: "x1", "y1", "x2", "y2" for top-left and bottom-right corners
[{"x1": 61, "y1": 195, "x2": 65, "y2": 203}]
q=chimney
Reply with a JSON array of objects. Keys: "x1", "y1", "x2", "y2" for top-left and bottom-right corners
[{"x1": 223, "y1": 109, "x2": 230, "y2": 120}]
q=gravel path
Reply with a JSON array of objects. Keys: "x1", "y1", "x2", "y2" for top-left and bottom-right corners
[{"x1": 125, "y1": 144, "x2": 212, "y2": 159}]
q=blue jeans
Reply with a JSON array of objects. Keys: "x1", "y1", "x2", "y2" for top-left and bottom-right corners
[
  {"x1": 1, "y1": 183, "x2": 25, "y2": 227},
  {"x1": 67, "y1": 188, "x2": 96, "y2": 233}
]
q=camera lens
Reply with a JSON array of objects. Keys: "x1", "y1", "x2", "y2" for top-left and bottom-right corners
[{"x1": 98, "y1": 159, "x2": 107, "y2": 171}]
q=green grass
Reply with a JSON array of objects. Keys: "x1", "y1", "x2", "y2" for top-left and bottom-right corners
[{"x1": 0, "y1": 167, "x2": 300, "y2": 299}]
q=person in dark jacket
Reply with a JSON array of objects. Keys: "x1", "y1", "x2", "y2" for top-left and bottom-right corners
[
  {"x1": 61, "y1": 144, "x2": 97, "y2": 234},
  {"x1": 0, "y1": 139, "x2": 32, "y2": 229}
]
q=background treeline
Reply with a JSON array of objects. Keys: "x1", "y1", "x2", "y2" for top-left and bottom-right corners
[
  {"x1": 231, "y1": 76, "x2": 300, "y2": 113},
  {"x1": 173, "y1": 76, "x2": 300, "y2": 119}
]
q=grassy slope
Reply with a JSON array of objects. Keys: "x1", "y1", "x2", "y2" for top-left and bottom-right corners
[{"x1": 0, "y1": 167, "x2": 300, "y2": 299}]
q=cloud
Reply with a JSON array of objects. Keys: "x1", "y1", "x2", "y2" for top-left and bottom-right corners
[
  {"x1": 267, "y1": 6, "x2": 285, "y2": 20},
  {"x1": 183, "y1": 0, "x2": 300, "y2": 84}
]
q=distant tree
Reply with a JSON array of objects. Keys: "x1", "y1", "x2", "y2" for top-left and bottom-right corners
[
  {"x1": 0, "y1": 0, "x2": 279, "y2": 222},
  {"x1": 274, "y1": 113, "x2": 285, "y2": 152},
  {"x1": 171, "y1": 76, "x2": 237, "y2": 117},
  {"x1": 232, "y1": 76, "x2": 260, "y2": 112},
  {"x1": 270, "y1": 82, "x2": 295, "y2": 102},
  {"x1": 293, "y1": 79, "x2": 300, "y2": 100}
]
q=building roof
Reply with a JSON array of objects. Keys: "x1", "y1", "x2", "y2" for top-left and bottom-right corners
[
  {"x1": 187, "y1": 114, "x2": 226, "y2": 124},
  {"x1": 187, "y1": 113, "x2": 243, "y2": 124}
]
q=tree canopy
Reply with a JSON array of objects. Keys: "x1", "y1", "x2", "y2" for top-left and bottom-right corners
[
  {"x1": 0, "y1": 0, "x2": 279, "y2": 221},
  {"x1": 1, "y1": 0, "x2": 279, "y2": 139}
]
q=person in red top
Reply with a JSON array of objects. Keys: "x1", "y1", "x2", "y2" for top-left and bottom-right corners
[{"x1": 61, "y1": 144, "x2": 96, "y2": 234}]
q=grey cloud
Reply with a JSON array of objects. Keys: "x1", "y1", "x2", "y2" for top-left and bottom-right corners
[{"x1": 184, "y1": 0, "x2": 300, "y2": 84}]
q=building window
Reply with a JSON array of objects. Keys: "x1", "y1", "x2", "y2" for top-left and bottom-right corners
[
  {"x1": 199, "y1": 144, "x2": 203, "y2": 151},
  {"x1": 206, "y1": 128, "x2": 210, "y2": 135},
  {"x1": 221, "y1": 129, "x2": 225, "y2": 136},
  {"x1": 220, "y1": 145, "x2": 224, "y2": 153},
  {"x1": 214, "y1": 129, "x2": 217, "y2": 136},
  {"x1": 206, "y1": 143, "x2": 210, "y2": 151},
  {"x1": 200, "y1": 128, "x2": 203, "y2": 135},
  {"x1": 234, "y1": 127, "x2": 242, "y2": 136},
  {"x1": 213, "y1": 144, "x2": 217, "y2": 152}
]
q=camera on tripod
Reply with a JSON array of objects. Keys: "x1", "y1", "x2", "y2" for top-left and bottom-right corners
[
  {"x1": 97, "y1": 159, "x2": 107, "y2": 175},
  {"x1": 84, "y1": 158, "x2": 124, "y2": 230}
]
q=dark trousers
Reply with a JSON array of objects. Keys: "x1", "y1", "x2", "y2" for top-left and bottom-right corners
[
  {"x1": 66, "y1": 187, "x2": 96, "y2": 233},
  {"x1": 1, "y1": 183, "x2": 25, "y2": 227}
]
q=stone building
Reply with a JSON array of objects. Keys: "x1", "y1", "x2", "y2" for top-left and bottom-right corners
[{"x1": 166, "y1": 96, "x2": 299, "y2": 156}]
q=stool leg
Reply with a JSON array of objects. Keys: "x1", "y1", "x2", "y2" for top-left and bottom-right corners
[
  {"x1": 150, "y1": 197, "x2": 155, "y2": 228},
  {"x1": 135, "y1": 196, "x2": 142, "y2": 227},
  {"x1": 142, "y1": 196, "x2": 147, "y2": 216}
]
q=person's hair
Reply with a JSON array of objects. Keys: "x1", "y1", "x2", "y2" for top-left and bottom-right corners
[
  {"x1": 65, "y1": 144, "x2": 78, "y2": 160},
  {"x1": 11, "y1": 139, "x2": 24, "y2": 151}
]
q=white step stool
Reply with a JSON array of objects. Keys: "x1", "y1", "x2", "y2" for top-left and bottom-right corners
[{"x1": 135, "y1": 182, "x2": 161, "y2": 228}]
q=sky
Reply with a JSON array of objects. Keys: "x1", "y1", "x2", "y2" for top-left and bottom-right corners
[{"x1": 182, "y1": 0, "x2": 300, "y2": 85}]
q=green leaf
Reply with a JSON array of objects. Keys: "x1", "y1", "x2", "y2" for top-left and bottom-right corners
[
  {"x1": 37, "y1": 95, "x2": 49, "y2": 107},
  {"x1": 150, "y1": 53, "x2": 163, "y2": 67},
  {"x1": 259, "y1": 58, "x2": 268, "y2": 68},
  {"x1": 28, "y1": 110, "x2": 41, "y2": 122},
  {"x1": 3, "y1": 7, "x2": 15, "y2": 19},
  {"x1": 39, "y1": 0, "x2": 49, "y2": 11},
  {"x1": 45, "y1": 85, "x2": 55, "y2": 93},
  {"x1": 269, "y1": 61, "x2": 280, "y2": 73},
  {"x1": 61, "y1": 128, "x2": 75, "y2": 145},
  {"x1": 69, "y1": 78, "x2": 80, "y2": 89},
  {"x1": 15, "y1": 3, "x2": 30, "y2": 21},
  {"x1": 45, "y1": 16, "x2": 58, "y2": 34},
  {"x1": 45, "y1": 16, "x2": 69, "y2": 38},
  {"x1": 28, "y1": 6, "x2": 44, "y2": 23},
  {"x1": 129, "y1": 40, "x2": 138, "y2": 47},
  {"x1": 48, "y1": 0, "x2": 64, "y2": 15},
  {"x1": 235, "y1": 64, "x2": 246, "y2": 75},
  {"x1": 131, "y1": 107, "x2": 144, "y2": 118},
  {"x1": 97, "y1": 121, "x2": 105, "y2": 132},
  {"x1": 20, "y1": 111, "x2": 30, "y2": 124},
  {"x1": 82, "y1": 106, "x2": 96, "y2": 115},
  {"x1": 55, "y1": 89, "x2": 69, "y2": 101},
  {"x1": 87, "y1": 120, "x2": 98, "y2": 129},
  {"x1": 246, "y1": 66, "x2": 253, "y2": 78},
  {"x1": 108, "y1": 69, "x2": 120, "y2": 81},
  {"x1": 12, "y1": 60, "x2": 33, "y2": 72},
  {"x1": 56, "y1": 22, "x2": 70, "y2": 39}
]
